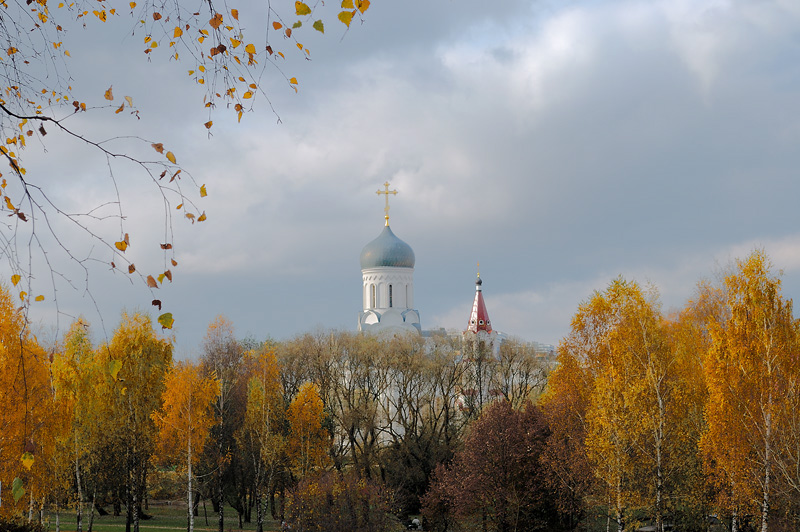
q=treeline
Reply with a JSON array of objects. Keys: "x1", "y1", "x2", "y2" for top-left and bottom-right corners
[
  {"x1": 3, "y1": 249, "x2": 800, "y2": 532},
  {"x1": 0, "y1": 294, "x2": 548, "y2": 532}
]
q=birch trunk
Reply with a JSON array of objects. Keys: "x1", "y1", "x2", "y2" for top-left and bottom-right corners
[{"x1": 188, "y1": 436, "x2": 194, "y2": 532}]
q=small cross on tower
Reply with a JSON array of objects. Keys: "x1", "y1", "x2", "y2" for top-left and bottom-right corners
[{"x1": 376, "y1": 181, "x2": 398, "y2": 226}]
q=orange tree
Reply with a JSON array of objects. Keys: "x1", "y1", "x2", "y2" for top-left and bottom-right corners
[
  {"x1": 0, "y1": 283, "x2": 52, "y2": 517},
  {"x1": 153, "y1": 361, "x2": 220, "y2": 532},
  {"x1": 701, "y1": 251, "x2": 800, "y2": 532},
  {"x1": 287, "y1": 382, "x2": 330, "y2": 479}
]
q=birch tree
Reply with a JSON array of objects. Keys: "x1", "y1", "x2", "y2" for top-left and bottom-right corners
[
  {"x1": 153, "y1": 361, "x2": 220, "y2": 532},
  {"x1": 701, "y1": 251, "x2": 799, "y2": 532}
]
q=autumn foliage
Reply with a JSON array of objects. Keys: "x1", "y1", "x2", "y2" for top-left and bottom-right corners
[{"x1": 7, "y1": 249, "x2": 800, "y2": 532}]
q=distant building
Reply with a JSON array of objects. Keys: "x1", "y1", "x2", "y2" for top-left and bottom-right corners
[{"x1": 357, "y1": 182, "x2": 421, "y2": 335}]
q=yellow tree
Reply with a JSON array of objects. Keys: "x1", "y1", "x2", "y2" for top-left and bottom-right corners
[
  {"x1": 153, "y1": 361, "x2": 220, "y2": 532},
  {"x1": 287, "y1": 382, "x2": 330, "y2": 478},
  {"x1": 0, "y1": 282, "x2": 52, "y2": 518},
  {"x1": 239, "y1": 348, "x2": 285, "y2": 532},
  {"x1": 701, "y1": 251, "x2": 799, "y2": 532},
  {"x1": 51, "y1": 320, "x2": 96, "y2": 530},
  {"x1": 94, "y1": 312, "x2": 172, "y2": 532},
  {"x1": 573, "y1": 278, "x2": 699, "y2": 532}
]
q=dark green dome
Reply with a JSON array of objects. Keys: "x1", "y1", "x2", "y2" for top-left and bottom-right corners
[{"x1": 360, "y1": 225, "x2": 415, "y2": 269}]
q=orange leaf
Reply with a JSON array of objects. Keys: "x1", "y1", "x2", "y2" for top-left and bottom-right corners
[
  {"x1": 209, "y1": 13, "x2": 223, "y2": 29},
  {"x1": 146, "y1": 275, "x2": 158, "y2": 288},
  {"x1": 231, "y1": 8, "x2": 239, "y2": 20},
  {"x1": 273, "y1": 21, "x2": 282, "y2": 30},
  {"x1": 152, "y1": 142, "x2": 164, "y2": 154},
  {"x1": 104, "y1": 86, "x2": 114, "y2": 100}
]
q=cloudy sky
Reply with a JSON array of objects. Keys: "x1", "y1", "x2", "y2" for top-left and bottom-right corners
[{"x1": 12, "y1": 0, "x2": 800, "y2": 357}]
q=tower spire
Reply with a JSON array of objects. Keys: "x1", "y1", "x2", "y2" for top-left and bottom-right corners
[
  {"x1": 376, "y1": 181, "x2": 397, "y2": 226},
  {"x1": 467, "y1": 269, "x2": 492, "y2": 334}
]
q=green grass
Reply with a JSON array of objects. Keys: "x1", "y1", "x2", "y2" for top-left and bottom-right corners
[{"x1": 46, "y1": 503, "x2": 281, "y2": 532}]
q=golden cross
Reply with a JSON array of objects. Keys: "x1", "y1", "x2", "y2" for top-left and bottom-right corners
[{"x1": 376, "y1": 181, "x2": 398, "y2": 225}]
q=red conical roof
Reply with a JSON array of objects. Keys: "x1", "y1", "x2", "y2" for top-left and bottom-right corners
[{"x1": 467, "y1": 274, "x2": 492, "y2": 334}]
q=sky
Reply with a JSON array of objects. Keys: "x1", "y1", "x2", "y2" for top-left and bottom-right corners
[{"x1": 11, "y1": 0, "x2": 800, "y2": 357}]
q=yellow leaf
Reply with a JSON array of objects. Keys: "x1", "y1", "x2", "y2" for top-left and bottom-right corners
[
  {"x1": 109, "y1": 359, "x2": 123, "y2": 380},
  {"x1": 21, "y1": 453, "x2": 34, "y2": 471},
  {"x1": 11, "y1": 274, "x2": 20, "y2": 286},
  {"x1": 289, "y1": 77, "x2": 298, "y2": 85},
  {"x1": 166, "y1": 151, "x2": 177, "y2": 164},
  {"x1": 35, "y1": 295, "x2": 44, "y2": 302},
  {"x1": 338, "y1": 10, "x2": 353, "y2": 27},
  {"x1": 356, "y1": 0, "x2": 370, "y2": 13},
  {"x1": 19, "y1": 291, "x2": 27, "y2": 301},
  {"x1": 158, "y1": 312, "x2": 174, "y2": 329},
  {"x1": 125, "y1": 96, "x2": 133, "y2": 107},
  {"x1": 7, "y1": 47, "x2": 18, "y2": 55},
  {"x1": 295, "y1": 1, "x2": 311, "y2": 15},
  {"x1": 204, "y1": 121, "x2": 213, "y2": 129},
  {"x1": 115, "y1": 241, "x2": 128, "y2": 252},
  {"x1": 245, "y1": 43, "x2": 256, "y2": 54},
  {"x1": 104, "y1": 86, "x2": 113, "y2": 101},
  {"x1": 200, "y1": 184, "x2": 207, "y2": 197},
  {"x1": 5, "y1": 196, "x2": 14, "y2": 210},
  {"x1": 230, "y1": 38, "x2": 241, "y2": 48},
  {"x1": 341, "y1": 0, "x2": 353, "y2": 7},
  {"x1": 65, "y1": 50, "x2": 70, "y2": 57},
  {"x1": 173, "y1": 26, "x2": 183, "y2": 38},
  {"x1": 243, "y1": 91, "x2": 253, "y2": 99},
  {"x1": 231, "y1": 8, "x2": 239, "y2": 20},
  {"x1": 198, "y1": 211, "x2": 207, "y2": 222},
  {"x1": 157, "y1": 273, "x2": 165, "y2": 283}
]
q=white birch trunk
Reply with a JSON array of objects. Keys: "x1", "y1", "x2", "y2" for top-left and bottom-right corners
[
  {"x1": 75, "y1": 432, "x2": 83, "y2": 532},
  {"x1": 188, "y1": 435, "x2": 194, "y2": 532}
]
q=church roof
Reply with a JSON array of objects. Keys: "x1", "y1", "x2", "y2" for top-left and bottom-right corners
[
  {"x1": 360, "y1": 223, "x2": 416, "y2": 269},
  {"x1": 467, "y1": 274, "x2": 492, "y2": 334}
]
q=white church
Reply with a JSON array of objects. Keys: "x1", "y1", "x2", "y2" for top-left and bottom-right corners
[{"x1": 357, "y1": 182, "x2": 500, "y2": 345}]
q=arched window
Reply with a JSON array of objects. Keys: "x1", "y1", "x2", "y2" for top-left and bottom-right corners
[
  {"x1": 389, "y1": 284, "x2": 393, "y2": 308},
  {"x1": 371, "y1": 284, "x2": 376, "y2": 308}
]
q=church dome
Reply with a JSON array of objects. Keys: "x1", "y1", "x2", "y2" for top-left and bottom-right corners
[{"x1": 360, "y1": 225, "x2": 415, "y2": 269}]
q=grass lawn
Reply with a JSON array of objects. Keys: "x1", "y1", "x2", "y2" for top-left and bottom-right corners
[{"x1": 47, "y1": 502, "x2": 282, "y2": 532}]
